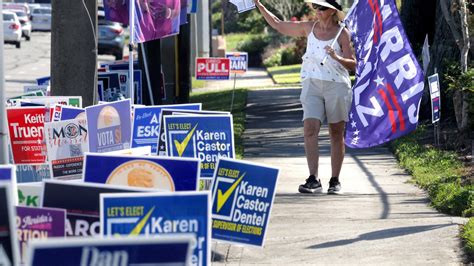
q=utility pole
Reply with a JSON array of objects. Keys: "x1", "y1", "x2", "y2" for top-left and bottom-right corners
[{"x1": 50, "y1": 0, "x2": 97, "y2": 107}]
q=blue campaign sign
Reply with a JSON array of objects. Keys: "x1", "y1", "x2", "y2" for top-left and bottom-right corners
[
  {"x1": 101, "y1": 192, "x2": 210, "y2": 266},
  {"x1": 164, "y1": 115, "x2": 235, "y2": 179},
  {"x1": 85, "y1": 99, "x2": 132, "y2": 153},
  {"x1": 28, "y1": 235, "x2": 194, "y2": 266},
  {"x1": 83, "y1": 153, "x2": 200, "y2": 191},
  {"x1": 428, "y1": 73, "x2": 441, "y2": 124},
  {"x1": 0, "y1": 165, "x2": 14, "y2": 181},
  {"x1": 211, "y1": 158, "x2": 279, "y2": 247},
  {"x1": 36, "y1": 76, "x2": 50, "y2": 86},
  {"x1": 225, "y1": 52, "x2": 248, "y2": 74},
  {"x1": 132, "y1": 103, "x2": 202, "y2": 154},
  {"x1": 60, "y1": 106, "x2": 85, "y2": 121}
]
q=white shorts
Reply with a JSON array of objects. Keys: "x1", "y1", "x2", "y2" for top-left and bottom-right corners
[{"x1": 300, "y1": 78, "x2": 352, "y2": 123}]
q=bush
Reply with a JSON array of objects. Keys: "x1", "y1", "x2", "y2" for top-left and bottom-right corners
[
  {"x1": 236, "y1": 35, "x2": 271, "y2": 66},
  {"x1": 263, "y1": 45, "x2": 302, "y2": 67},
  {"x1": 462, "y1": 218, "x2": 474, "y2": 257}
]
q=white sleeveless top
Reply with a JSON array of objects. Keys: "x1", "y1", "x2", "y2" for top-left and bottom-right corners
[{"x1": 301, "y1": 22, "x2": 351, "y2": 86}]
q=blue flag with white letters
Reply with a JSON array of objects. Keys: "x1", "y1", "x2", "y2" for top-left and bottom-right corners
[{"x1": 344, "y1": 0, "x2": 424, "y2": 148}]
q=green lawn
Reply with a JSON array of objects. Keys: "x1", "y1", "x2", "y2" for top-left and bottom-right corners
[
  {"x1": 391, "y1": 128, "x2": 473, "y2": 258},
  {"x1": 267, "y1": 64, "x2": 302, "y2": 84},
  {"x1": 192, "y1": 78, "x2": 206, "y2": 89},
  {"x1": 267, "y1": 64, "x2": 357, "y2": 85},
  {"x1": 190, "y1": 88, "x2": 247, "y2": 159}
]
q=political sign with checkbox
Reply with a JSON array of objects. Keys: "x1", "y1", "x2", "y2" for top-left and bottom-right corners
[{"x1": 211, "y1": 158, "x2": 279, "y2": 247}]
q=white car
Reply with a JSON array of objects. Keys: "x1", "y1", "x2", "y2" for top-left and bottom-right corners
[
  {"x1": 31, "y1": 7, "x2": 51, "y2": 31},
  {"x1": 11, "y1": 10, "x2": 31, "y2": 41},
  {"x1": 3, "y1": 11, "x2": 21, "y2": 48}
]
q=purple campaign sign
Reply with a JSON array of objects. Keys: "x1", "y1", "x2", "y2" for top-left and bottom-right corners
[
  {"x1": 134, "y1": 0, "x2": 181, "y2": 43},
  {"x1": 86, "y1": 99, "x2": 132, "y2": 153},
  {"x1": 16, "y1": 206, "x2": 66, "y2": 264},
  {"x1": 104, "y1": 0, "x2": 182, "y2": 43},
  {"x1": 344, "y1": 0, "x2": 424, "y2": 148}
]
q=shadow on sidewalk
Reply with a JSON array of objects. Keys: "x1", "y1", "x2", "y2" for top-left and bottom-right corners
[{"x1": 306, "y1": 224, "x2": 453, "y2": 249}]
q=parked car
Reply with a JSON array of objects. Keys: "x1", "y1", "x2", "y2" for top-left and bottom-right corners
[
  {"x1": 11, "y1": 10, "x2": 31, "y2": 41},
  {"x1": 3, "y1": 11, "x2": 21, "y2": 48},
  {"x1": 98, "y1": 11, "x2": 125, "y2": 60},
  {"x1": 31, "y1": 7, "x2": 51, "y2": 31},
  {"x1": 3, "y1": 3, "x2": 30, "y2": 16}
]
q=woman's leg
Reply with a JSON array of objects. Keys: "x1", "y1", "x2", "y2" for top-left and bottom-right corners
[
  {"x1": 304, "y1": 118, "x2": 321, "y2": 176},
  {"x1": 328, "y1": 121, "x2": 345, "y2": 177}
]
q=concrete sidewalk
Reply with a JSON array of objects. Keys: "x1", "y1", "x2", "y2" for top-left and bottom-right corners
[{"x1": 213, "y1": 87, "x2": 467, "y2": 265}]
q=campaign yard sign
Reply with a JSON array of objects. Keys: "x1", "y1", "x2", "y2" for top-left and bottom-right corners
[
  {"x1": 44, "y1": 119, "x2": 89, "y2": 180},
  {"x1": 86, "y1": 99, "x2": 132, "y2": 153},
  {"x1": 52, "y1": 105, "x2": 85, "y2": 122},
  {"x1": 15, "y1": 164, "x2": 50, "y2": 183},
  {"x1": 27, "y1": 235, "x2": 194, "y2": 266},
  {"x1": 6, "y1": 107, "x2": 47, "y2": 164},
  {"x1": 6, "y1": 91, "x2": 45, "y2": 107},
  {"x1": 211, "y1": 158, "x2": 279, "y2": 247},
  {"x1": 196, "y1": 58, "x2": 230, "y2": 80},
  {"x1": 21, "y1": 96, "x2": 82, "y2": 108},
  {"x1": 131, "y1": 103, "x2": 201, "y2": 154},
  {"x1": 0, "y1": 183, "x2": 20, "y2": 266},
  {"x1": 17, "y1": 183, "x2": 42, "y2": 207},
  {"x1": 23, "y1": 85, "x2": 49, "y2": 96},
  {"x1": 157, "y1": 109, "x2": 230, "y2": 156},
  {"x1": 0, "y1": 165, "x2": 15, "y2": 181},
  {"x1": 164, "y1": 115, "x2": 235, "y2": 179},
  {"x1": 101, "y1": 192, "x2": 210, "y2": 266},
  {"x1": 229, "y1": 0, "x2": 256, "y2": 13},
  {"x1": 428, "y1": 73, "x2": 441, "y2": 124},
  {"x1": 83, "y1": 153, "x2": 200, "y2": 191},
  {"x1": 225, "y1": 52, "x2": 248, "y2": 74},
  {"x1": 42, "y1": 181, "x2": 149, "y2": 237},
  {"x1": 16, "y1": 206, "x2": 66, "y2": 264}
]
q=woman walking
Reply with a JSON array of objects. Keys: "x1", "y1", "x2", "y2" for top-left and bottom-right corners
[{"x1": 254, "y1": 0, "x2": 356, "y2": 194}]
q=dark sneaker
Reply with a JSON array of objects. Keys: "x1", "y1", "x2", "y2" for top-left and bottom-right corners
[
  {"x1": 298, "y1": 175, "x2": 322, "y2": 193},
  {"x1": 327, "y1": 177, "x2": 341, "y2": 194}
]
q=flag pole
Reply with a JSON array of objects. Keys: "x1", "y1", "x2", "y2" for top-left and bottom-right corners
[
  {"x1": 320, "y1": 1, "x2": 358, "y2": 66},
  {"x1": 128, "y1": 0, "x2": 135, "y2": 104}
]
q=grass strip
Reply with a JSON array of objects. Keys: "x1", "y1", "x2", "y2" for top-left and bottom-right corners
[
  {"x1": 267, "y1": 64, "x2": 301, "y2": 85},
  {"x1": 391, "y1": 127, "x2": 473, "y2": 258},
  {"x1": 190, "y1": 88, "x2": 248, "y2": 159}
]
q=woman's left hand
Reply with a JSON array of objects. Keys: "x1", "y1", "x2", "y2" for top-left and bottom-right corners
[{"x1": 324, "y1": 45, "x2": 339, "y2": 61}]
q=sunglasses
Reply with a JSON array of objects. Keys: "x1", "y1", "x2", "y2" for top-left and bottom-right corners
[{"x1": 312, "y1": 4, "x2": 329, "y2": 11}]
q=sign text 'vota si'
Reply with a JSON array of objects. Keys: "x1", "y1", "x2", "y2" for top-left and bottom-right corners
[
  {"x1": 164, "y1": 115, "x2": 235, "y2": 179},
  {"x1": 132, "y1": 103, "x2": 201, "y2": 154},
  {"x1": 83, "y1": 154, "x2": 199, "y2": 191},
  {"x1": 225, "y1": 52, "x2": 248, "y2": 74},
  {"x1": 101, "y1": 192, "x2": 210, "y2": 266},
  {"x1": 7, "y1": 107, "x2": 47, "y2": 164},
  {"x1": 28, "y1": 236, "x2": 193, "y2": 266},
  {"x1": 86, "y1": 99, "x2": 132, "y2": 153},
  {"x1": 196, "y1": 58, "x2": 230, "y2": 80},
  {"x1": 211, "y1": 158, "x2": 279, "y2": 247}
]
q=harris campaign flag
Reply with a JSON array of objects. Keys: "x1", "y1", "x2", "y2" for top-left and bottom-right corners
[
  {"x1": 344, "y1": 0, "x2": 425, "y2": 148},
  {"x1": 104, "y1": 0, "x2": 181, "y2": 43}
]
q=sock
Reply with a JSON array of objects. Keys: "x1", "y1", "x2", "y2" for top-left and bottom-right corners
[{"x1": 331, "y1": 176, "x2": 339, "y2": 182}]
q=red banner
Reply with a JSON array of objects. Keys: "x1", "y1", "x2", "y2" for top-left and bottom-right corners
[
  {"x1": 7, "y1": 107, "x2": 47, "y2": 164},
  {"x1": 195, "y1": 58, "x2": 230, "y2": 80}
]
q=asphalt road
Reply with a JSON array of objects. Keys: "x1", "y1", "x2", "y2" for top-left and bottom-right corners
[{"x1": 4, "y1": 31, "x2": 116, "y2": 99}]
